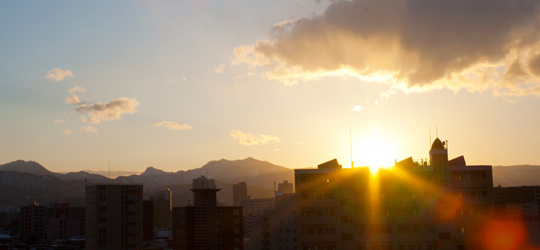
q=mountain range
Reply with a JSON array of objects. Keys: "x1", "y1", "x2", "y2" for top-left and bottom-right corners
[
  {"x1": 0, "y1": 158, "x2": 293, "y2": 212},
  {"x1": 1, "y1": 159, "x2": 539, "y2": 212}
]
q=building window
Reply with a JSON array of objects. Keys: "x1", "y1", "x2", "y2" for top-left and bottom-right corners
[
  {"x1": 234, "y1": 228, "x2": 240, "y2": 234},
  {"x1": 234, "y1": 238, "x2": 240, "y2": 243},
  {"x1": 234, "y1": 209, "x2": 239, "y2": 215},
  {"x1": 234, "y1": 219, "x2": 240, "y2": 224},
  {"x1": 342, "y1": 233, "x2": 353, "y2": 240}
]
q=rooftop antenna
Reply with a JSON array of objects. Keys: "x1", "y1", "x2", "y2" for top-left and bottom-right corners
[
  {"x1": 429, "y1": 125, "x2": 432, "y2": 147},
  {"x1": 108, "y1": 160, "x2": 111, "y2": 185},
  {"x1": 350, "y1": 127, "x2": 354, "y2": 168}
]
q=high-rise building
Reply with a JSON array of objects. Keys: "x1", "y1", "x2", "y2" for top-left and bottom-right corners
[
  {"x1": 192, "y1": 175, "x2": 216, "y2": 189},
  {"x1": 278, "y1": 180, "x2": 294, "y2": 194},
  {"x1": 172, "y1": 176, "x2": 244, "y2": 250},
  {"x1": 295, "y1": 138, "x2": 493, "y2": 250},
  {"x1": 150, "y1": 188, "x2": 172, "y2": 230},
  {"x1": 86, "y1": 184, "x2": 143, "y2": 250},
  {"x1": 20, "y1": 202, "x2": 46, "y2": 241},
  {"x1": 247, "y1": 193, "x2": 297, "y2": 250},
  {"x1": 234, "y1": 182, "x2": 250, "y2": 206},
  {"x1": 240, "y1": 198, "x2": 276, "y2": 217}
]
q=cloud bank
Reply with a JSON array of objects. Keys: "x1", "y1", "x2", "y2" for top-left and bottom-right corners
[
  {"x1": 153, "y1": 121, "x2": 194, "y2": 130},
  {"x1": 229, "y1": 130, "x2": 280, "y2": 145},
  {"x1": 76, "y1": 97, "x2": 140, "y2": 124},
  {"x1": 63, "y1": 130, "x2": 73, "y2": 135},
  {"x1": 232, "y1": 0, "x2": 540, "y2": 96},
  {"x1": 44, "y1": 68, "x2": 73, "y2": 82}
]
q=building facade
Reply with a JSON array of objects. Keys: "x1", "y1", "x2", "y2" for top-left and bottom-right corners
[
  {"x1": 150, "y1": 188, "x2": 172, "y2": 230},
  {"x1": 172, "y1": 176, "x2": 244, "y2": 250},
  {"x1": 85, "y1": 184, "x2": 143, "y2": 250},
  {"x1": 234, "y1": 182, "x2": 250, "y2": 206},
  {"x1": 295, "y1": 138, "x2": 493, "y2": 250},
  {"x1": 20, "y1": 203, "x2": 46, "y2": 241},
  {"x1": 278, "y1": 181, "x2": 294, "y2": 194}
]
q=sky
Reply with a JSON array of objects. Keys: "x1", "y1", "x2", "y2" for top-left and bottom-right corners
[{"x1": 2, "y1": 0, "x2": 540, "y2": 173}]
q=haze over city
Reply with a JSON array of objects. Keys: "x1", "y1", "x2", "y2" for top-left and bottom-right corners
[{"x1": 2, "y1": 0, "x2": 540, "y2": 174}]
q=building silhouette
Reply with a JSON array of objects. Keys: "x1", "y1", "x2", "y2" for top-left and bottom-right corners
[
  {"x1": 234, "y1": 182, "x2": 250, "y2": 206},
  {"x1": 278, "y1": 180, "x2": 294, "y2": 194},
  {"x1": 150, "y1": 188, "x2": 172, "y2": 231},
  {"x1": 172, "y1": 176, "x2": 244, "y2": 250},
  {"x1": 20, "y1": 202, "x2": 46, "y2": 241},
  {"x1": 294, "y1": 138, "x2": 493, "y2": 250},
  {"x1": 85, "y1": 184, "x2": 143, "y2": 250},
  {"x1": 247, "y1": 193, "x2": 297, "y2": 250}
]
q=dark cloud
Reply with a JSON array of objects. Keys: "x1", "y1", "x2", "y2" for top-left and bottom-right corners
[
  {"x1": 233, "y1": 0, "x2": 540, "y2": 95},
  {"x1": 76, "y1": 97, "x2": 140, "y2": 123}
]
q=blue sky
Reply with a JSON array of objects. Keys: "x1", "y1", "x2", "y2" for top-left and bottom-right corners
[{"x1": 2, "y1": 0, "x2": 540, "y2": 173}]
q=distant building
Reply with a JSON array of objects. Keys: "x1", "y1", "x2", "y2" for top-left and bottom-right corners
[
  {"x1": 192, "y1": 175, "x2": 216, "y2": 189},
  {"x1": 172, "y1": 176, "x2": 244, "y2": 250},
  {"x1": 295, "y1": 138, "x2": 494, "y2": 250},
  {"x1": 20, "y1": 202, "x2": 46, "y2": 241},
  {"x1": 234, "y1": 182, "x2": 250, "y2": 206},
  {"x1": 47, "y1": 217, "x2": 81, "y2": 243},
  {"x1": 86, "y1": 184, "x2": 143, "y2": 250},
  {"x1": 278, "y1": 180, "x2": 294, "y2": 194},
  {"x1": 150, "y1": 188, "x2": 172, "y2": 230},
  {"x1": 241, "y1": 198, "x2": 276, "y2": 217},
  {"x1": 248, "y1": 193, "x2": 297, "y2": 250}
]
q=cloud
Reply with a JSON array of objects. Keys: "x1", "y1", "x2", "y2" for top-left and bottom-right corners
[
  {"x1": 153, "y1": 121, "x2": 194, "y2": 130},
  {"x1": 182, "y1": 76, "x2": 188, "y2": 82},
  {"x1": 64, "y1": 94, "x2": 81, "y2": 105},
  {"x1": 69, "y1": 86, "x2": 87, "y2": 94},
  {"x1": 44, "y1": 68, "x2": 73, "y2": 82},
  {"x1": 352, "y1": 106, "x2": 362, "y2": 113},
  {"x1": 232, "y1": 0, "x2": 540, "y2": 96},
  {"x1": 75, "y1": 97, "x2": 140, "y2": 124},
  {"x1": 214, "y1": 64, "x2": 225, "y2": 74},
  {"x1": 229, "y1": 130, "x2": 280, "y2": 145},
  {"x1": 81, "y1": 126, "x2": 97, "y2": 133},
  {"x1": 54, "y1": 119, "x2": 64, "y2": 124},
  {"x1": 63, "y1": 130, "x2": 73, "y2": 135}
]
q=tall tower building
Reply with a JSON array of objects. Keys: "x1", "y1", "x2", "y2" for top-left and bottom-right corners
[
  {"x1": 173, "y1": 176, "x2": 244, "y2": 250},
  {"x1": 20, "y1": 202, "x2": 46, "y2": 241},
  {"x1": 150, "y1": 188, "x2": 172, "y2": 230},
  {"x1": 430, "y1": 138, "x2": 449, "y2": 186},
  {"x1": 86, "y1": 184, "x2": 143, "y2": 250},
  {"x1": 233, "y1": 182, "x2": 249, "y2": 206}
]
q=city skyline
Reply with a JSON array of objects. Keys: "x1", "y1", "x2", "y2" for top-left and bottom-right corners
[{"x1": 2, "y1": 0, "x2": 540, "y2": 174}]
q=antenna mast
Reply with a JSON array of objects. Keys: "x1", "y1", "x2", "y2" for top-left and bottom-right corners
[
  {"x1": 109, "y1": 160, "x2": 111, "y2": 185},
  {"x1": 350, "y1": 127, "x2": 353, "y2": 168},
  {"x1": 429, "y1": 125, "x2": 432, "y2": 147}
]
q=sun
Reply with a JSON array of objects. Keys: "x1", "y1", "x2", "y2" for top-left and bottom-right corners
[{"x1": 352, "y1": 133, "x2": 397, "y2": 176}]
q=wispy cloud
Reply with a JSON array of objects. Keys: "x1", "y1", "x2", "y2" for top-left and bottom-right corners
[
  {"x1": 54, "y1": 119, "x2": 64, "y2": 124},
  {"x1": 44, "y1": 68, "x2": 73, "y2": 82},
  {"x1": 229, "y1": 130, "x2": 280, "y2": 145},
  {"x1": 214, "y1": 64, "x2": 225, "y2": 74},
  {"x1": 63, "y1": 130, "x2": 73, "y2": 135},
  {"x1": 64, "y1": 94, "x2": 81, "y2": 105},
  {"x1": 153, "y1": 121, "x2": 193, "y2": 130},
  {"x1": 69, "y1": 86, "x2": 87, "y2": 94},
  {"x1": 352, "y1": 106, "x2": 362, "y2": 113},
  {"x1": 75, "y1": 97, "x2": 140, "y2": 124},
  {"x1": 81, "y1": 126, "x2": 97, "y2": 133}
]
